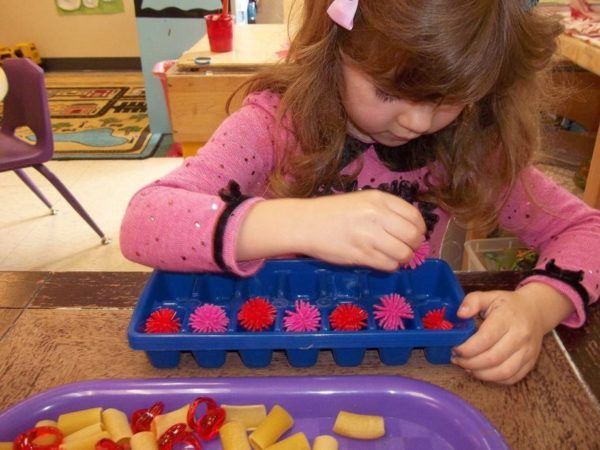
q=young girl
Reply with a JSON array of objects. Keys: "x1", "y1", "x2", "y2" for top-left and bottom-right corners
[{"x1": 121, "y1": 0, "x2": 600, "y2": 384}]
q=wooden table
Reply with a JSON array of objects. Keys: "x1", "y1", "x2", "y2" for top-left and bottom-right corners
[
  {"x1": 558, "y1": 34, "x2": 600, "y2": 208},
  {"x1": 0, "y1": 271, "x2": 599, "y2": 448}
]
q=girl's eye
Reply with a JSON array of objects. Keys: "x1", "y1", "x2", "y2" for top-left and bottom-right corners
[{"x1": 375, "y1": 87, "x2": 398, "y2": 103}]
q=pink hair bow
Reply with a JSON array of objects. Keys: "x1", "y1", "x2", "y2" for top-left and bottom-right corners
[{"x1": 327, "y1": 0, "x2": 359, "y2": 30}]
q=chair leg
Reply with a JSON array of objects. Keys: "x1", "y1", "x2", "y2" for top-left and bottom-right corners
[
  {"x1": 14, "y1": 169, "x2": 58, "y2": 215},
  {"x1": 33, "y1": 164, "x2": 111, "y2": 244}
]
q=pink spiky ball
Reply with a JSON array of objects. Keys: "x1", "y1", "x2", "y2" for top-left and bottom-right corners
[
  {"x1": 189, "y1": 304, "x2": 229, "y2": 333},
  {"x1": 403, "y1": 240, "x2": 430, "y2": 269},
  {"x1": 283, "y1": 300, "x2": 321, "y2": 332},
  {"x1": 373, "y1": 293, "x2": 414, "y2": 330}
]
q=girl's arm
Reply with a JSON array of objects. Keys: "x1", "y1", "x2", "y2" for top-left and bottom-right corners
[
  {"x1": 236, "y1": 190, "x2": 426, "y2": 272},
  {"x1": 452, "y1": 167, "x2": 599, "y2": 384},
  {"x1": 499, "y1": 166, "x2": 600, "y2": 327},
  {"x1": 120, "y1": 92, "x2": 279, "y2": 275}
]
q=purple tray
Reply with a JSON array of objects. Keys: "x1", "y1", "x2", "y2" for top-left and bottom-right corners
[{"x1": 0, "y1": 376, "x2": 508, "y2": 449}]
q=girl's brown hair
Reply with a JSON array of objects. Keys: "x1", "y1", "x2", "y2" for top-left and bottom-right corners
[{"x1": 241, "y1": 0, "x2": 562, "y2": 229}]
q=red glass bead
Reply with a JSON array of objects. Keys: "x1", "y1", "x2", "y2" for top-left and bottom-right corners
[
  {"x1": 187, "y1": 397, "x2": 225, "y2": 441},
  {"x1": 196, "y1": 408, "x2": 225, "y2": 441},
  {"x1": 158, "y1": 423, "x2": 187, "y2": 448},
  {"x1": 173, "y1": 432, "x2": 202, "y2": 450},
  {"x1": 158, "y1": 424, "x2": 202, "y2": 450},
  {"x1": 95, "y1": 438, "x2": 124, "y2": 450},
  {"x1": 13, "y1": 426, "x2": 63, "y2": 450},
  {"x1": 131, "y1": 401, "x2": 165, "y2": 433}
]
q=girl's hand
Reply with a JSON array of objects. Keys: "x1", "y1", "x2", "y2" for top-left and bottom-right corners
[
  {"x1": 298, "y1": 190, "x2": 427, "y2": 271},
  {"x1": 236, "y1": 190, "x2": 426, "y2": 271},
  {"x1": 452, "y1": 283, "x2": 575, "y2": 385}
]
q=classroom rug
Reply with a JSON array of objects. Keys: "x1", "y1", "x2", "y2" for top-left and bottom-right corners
[{"x1": 3, "y1": 85, "x2": 161, "y2": 160}]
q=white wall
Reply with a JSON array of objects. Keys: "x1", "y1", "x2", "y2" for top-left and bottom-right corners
[
  {"x1": 257, "y1": 0, "x2": 284, "y2": 23},
  {"x1": 0, "y1": 0, "x2": 140, "y2": 58}
]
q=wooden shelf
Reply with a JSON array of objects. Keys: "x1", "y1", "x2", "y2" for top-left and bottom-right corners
[
  {"x1": 558, "y1": 34, "x2": 600, "y2": 77},
  {"x1": 177, "y1": 24, "x2": 287, "y2": 70},
  {"x1": 557, "y1": 34, "x2": 600, "y2": 208}
]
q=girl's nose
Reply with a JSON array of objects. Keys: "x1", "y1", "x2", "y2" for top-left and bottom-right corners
[{"x1": 396, "y1": 102, "x2": 435, "y2": 135}]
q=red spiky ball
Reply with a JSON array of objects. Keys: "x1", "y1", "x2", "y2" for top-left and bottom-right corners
[
  {"x1": 237, "y1": 297, "x2": 276, "y2": 332},
  {"x1": 422, "y1": 306, "x2": 454, "y2": 330},
  {"x1": 144, "y1": 307, "x2": 181, "y2": 333},
  {"x1": 329, "y1": 303, "x2": 368, "y2": 331}
]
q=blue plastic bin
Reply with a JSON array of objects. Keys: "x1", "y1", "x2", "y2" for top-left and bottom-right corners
[{"x1": 128, "y1": 258, "x2": 474, "y2": 368}]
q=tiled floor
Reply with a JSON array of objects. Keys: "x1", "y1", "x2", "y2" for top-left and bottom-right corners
[{"x1": 0, "y1": 158, "x2": 182, "y2": 271}]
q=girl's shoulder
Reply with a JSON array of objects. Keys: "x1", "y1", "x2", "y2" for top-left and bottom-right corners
[{"x1": 243, "y1": 90, "x2": 282, "y2": 111}]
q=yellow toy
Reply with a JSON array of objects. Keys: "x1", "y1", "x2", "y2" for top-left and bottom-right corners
[
  {"x1": 13, "y1": 42, "x2": 42, "y2": 65},
  {"x1": 0, "y1": 46, "x2": 14, "y2": 64}
]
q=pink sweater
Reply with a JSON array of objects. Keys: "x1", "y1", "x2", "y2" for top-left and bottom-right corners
[{"x1": 121, "y1": 91, "x2": 600, "y2": 327}]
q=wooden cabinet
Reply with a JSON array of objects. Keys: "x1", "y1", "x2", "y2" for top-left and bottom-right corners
[
  {"x1": 167, "y1": 67, "x2": 249, "y2": 144},
  {"x1": 166, "y1": 24, "x2": 287, "y2": 155},
  {"x1": 557, "y1": 35, "x2": 600, "y2": 208}
]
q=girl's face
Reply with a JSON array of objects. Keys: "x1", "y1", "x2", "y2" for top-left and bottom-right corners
[{"x1": 341, "y1": 63, "x2": 465, "y2": 146}]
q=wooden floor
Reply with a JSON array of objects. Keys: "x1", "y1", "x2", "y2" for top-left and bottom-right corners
[{"x1": 44, "y1": 70, "x2": 144, "y2": 86}]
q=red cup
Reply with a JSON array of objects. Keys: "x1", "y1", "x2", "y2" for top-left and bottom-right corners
[{"x1": 205, "y1": 14, "x2": 234, "y2": 53}]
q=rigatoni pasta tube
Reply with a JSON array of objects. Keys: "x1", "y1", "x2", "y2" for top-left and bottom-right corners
[
  {"x1": 264, "y1": 432, "x2": 310, "y2": 450},
  {"x1": 248, "y1": 405, "x2": 294, "y2": 450},
  {"x1": 57, "y1": 407, "x2": 102, "y2": 436},
  {"x1": 223, "y1": 404, "x2": 267, "y2": 430},
  {"x1": 62, "y1": 423, "x2": 104, "y2": 443},
  {"x1": 102, "y1": 408, "x2": 132, "y2": 444},
  {"x1": 312, "y1": 435, "x2": 338, "y2": 450},
  {"x1": 59, "y1": 431, "x2": 110, "y2": 450},
  {"x1": 332, "y1": 411, "x2": 385, "y2": 440},
  {"x1": 130, "y1": 431, "x2": 159, "y2": 450},
  {"x1": 219, "y1": 421, "x2": 251, "y2": 450},
  {"x1": 151, "y1": 404, "x2": 190, "y2": 438},
  {"x1": 35, "y1": 419, "x2": 58, "y2": 427},
  {"x1": 32, "y1": 420, "x2": 60, "y2": 445}
]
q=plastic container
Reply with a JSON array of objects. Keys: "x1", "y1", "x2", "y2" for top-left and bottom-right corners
[
  {"x1": 248, "y1": 0, "x2": 257, "y2": 23},
  {"x1": 464, "y1": 237, "x2": 530, "y2": 271},
  {"x1": 151, "y1": 59, "x2": 176, "y2": 121},
  {"x1": 205, "y1": 14, "x2": 234, "y2": 52},
  {"x1": 0, "y1": 376, "x2": 508, "y2": 449},
  {"x1": 128, "y1": 258, "x2": 474, "y2": 369}
]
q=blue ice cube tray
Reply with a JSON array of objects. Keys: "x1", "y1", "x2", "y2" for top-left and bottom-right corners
[{"x1": 128, "y1": 258, "x2": 474, "y2": 369}]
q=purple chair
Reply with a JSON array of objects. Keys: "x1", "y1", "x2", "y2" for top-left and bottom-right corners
[{"x1": 0, "y1": 58, "x2": 110, "y2": 244}]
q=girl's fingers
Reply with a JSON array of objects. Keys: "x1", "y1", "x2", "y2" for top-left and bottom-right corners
[
  {"x1": 452, "y1": 329, "x2": 516, "y2": 371},
  {"x1": 456, "y1": 291, "x2": 500, "y2": 319},
  {"x1": 469, "y1": 350, "x2": 530, "y2": 383},
  {"x1": 453, "y1": 308, "x2": 509, "y2": 359},
  {"x1": 380, "y1": 211, "x2": 425, "y2": 251},
  {"x1": 363, "y1": 249, "x2": 403, "y2": 272},
  {"x1": 374, "y1": 228, "x2": 414, "y2": 264},
  {"x1": 496, "y1": 360, "x2": 537, "y2": 385},
  {"x1": 382, "y1": 195, "x2": 427, "y2": 235}
]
